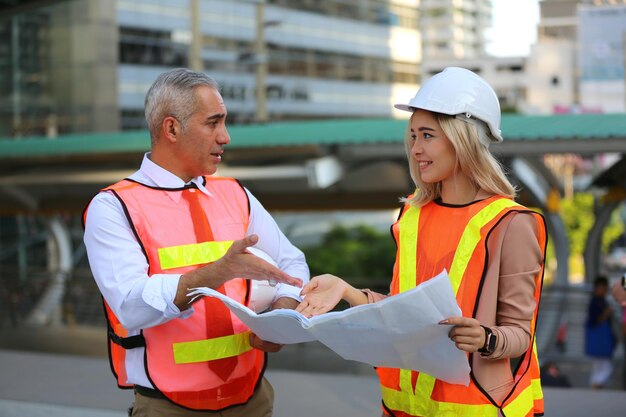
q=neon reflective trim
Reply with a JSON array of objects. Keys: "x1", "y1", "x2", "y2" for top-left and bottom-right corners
[
  {"x1": 448, "y1": 199, "x2": 520, "y2": 293},
  {"x1": 502, "y1": 384, "x2": 534, "y2": 417},
  {"x1": 532, "y1": 378, "x2": 543, "y2": 400},
  {"x1": 413, "y1": 373, "x2": 436, "y2": 414},
  {"x1": 532, "y1": 341, "x2": 544, "y2": 400},
  {"x1": 395, "y1": 370, "x2": 421, "y2": 414},
  {"x1": 382, "y1": 385, "x2": 498, "y2": 417},
  {"x1": 398, "y1": 207, "x2": 419, "y2": 294},
  {"x1": 158, "y1": 240, "x2": 233, "y2": 270},
  {"x1": 399, "y1": 369, "x2": 413, "y2": 393},
  {"x1": 173, "y1": 331, "x2": 252, "y2": 364}
]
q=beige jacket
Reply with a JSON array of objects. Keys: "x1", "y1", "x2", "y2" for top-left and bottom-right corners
[{"x1": 363, "y1": 211, "x2": 543, "y2": 403}]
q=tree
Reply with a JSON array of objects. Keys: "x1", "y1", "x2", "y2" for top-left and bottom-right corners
[
  {"x1": 560, "y1": 192, "x2": 624, "y2": 256},
  {"x1": 302, "y1": 224, "x2": 396, "y2": 291}
]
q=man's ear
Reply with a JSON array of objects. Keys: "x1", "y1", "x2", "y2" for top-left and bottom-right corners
[{"x1": 162, "y1": 116, "x2": 179, "y2": 143}]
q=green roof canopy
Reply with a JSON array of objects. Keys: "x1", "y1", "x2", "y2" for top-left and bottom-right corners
[{"x1": 1, "y1": 114, "x2": 625, "y2": 159}]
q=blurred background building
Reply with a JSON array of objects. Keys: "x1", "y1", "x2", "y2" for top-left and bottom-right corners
[
  {"x1": 424, "y1": 0, "x2": 626, "y2": 115},
  {"x1": 2, "y1": 0, "x2": 626, "y2": 139},
  {"x1": 1, "y1": 0, "x2": 425, "y2": 137},
  {"x1": 419, "y1": 0, "x2": 492, "y2": 60}
]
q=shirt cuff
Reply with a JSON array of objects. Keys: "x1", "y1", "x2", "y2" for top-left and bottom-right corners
[
  {"x1": 273, "y1": 283, "x2": 303, "y2": 303},
  {"x1": 142, "y1": 274, "x2": 194, "y2": 320}
]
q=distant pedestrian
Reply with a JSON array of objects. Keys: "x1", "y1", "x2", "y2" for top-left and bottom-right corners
[
  {"x1": 585, "y1": 276, "x2": 616, "y2": 389},
  {"x1": 612, "y1": 274, "x2": 626, "y2": 307},
  {"x1": 621, "y1": 303, "x2": 626, "y2": 390},
  {"x1": 613, "y1": 274, "x2": 626, "y2": 390},
  {"x1": 540, "y1": 361, "x2": 571, "y2": 388}
]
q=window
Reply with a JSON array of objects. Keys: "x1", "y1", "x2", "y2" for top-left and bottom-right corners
[{"x1": 119, "y1": 27, "x2": 188, "y2": 67}]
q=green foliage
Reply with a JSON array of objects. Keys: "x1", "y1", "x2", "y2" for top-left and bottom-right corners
[
  {"x1": 559, "y1": 192, "x2": 624, "y2": 255},
  {"x1": 302, "y1": 224, "x2": 396, "y2": 281},
  {"x1": 560, "y1": 193, "x2": 595, "y2": 256}
]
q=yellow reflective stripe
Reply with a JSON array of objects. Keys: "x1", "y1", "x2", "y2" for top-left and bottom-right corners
[
  {"x1": 158, "y1": 240, "x2": 233, "y2": 270},
  {"x1": 398, "y1": 207, "x2": 420, "y2": 293},
  {"x1": 433, "y1": 402, "x2": 498, "y2": 417},
  {"x1": 172, "y1": 331, "x2": 252, "y2": 364},
  {"x1": 399, "y1": 369, "x2": 413, "y2": 393},
  {"x1": 448, "y1": 199, "x2": 520, "y2": 293},
  {"x1": 499, "y1": 351, "x2": 542, "y2": 416},
  {"x1": 390, "y1": 210, "x2": 431, "y2": 417},
  {"x1": 381, "y1": 385, "x2": 408, "y2": 412},
  {"x1": 532, "y1": 377, "x2": 543, "y2": 400},
  {"x1": 382, "y1": 385, "x2": 498, "y2": 417},
  {"x1": 414, "y1": 373, "x2": 436, "y2": 415},
  {"x1": 531, "y1": 341, "x2": 544, "y2": 401},
  {"x1": 396, "y1": 369, "x2": 421, "y2": 413},
  {"x1": 502, "y1": 383, "x2": 535, "y2": 417}
]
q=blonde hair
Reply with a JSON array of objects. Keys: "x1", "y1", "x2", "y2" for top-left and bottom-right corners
[{"x1": 404, "y1": 112, "x2": 516, "y2": 207}]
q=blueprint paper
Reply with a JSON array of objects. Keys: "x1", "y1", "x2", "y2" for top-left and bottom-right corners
[{"x1": 188, "y1": 270, "x2": 470, "y2": 385}]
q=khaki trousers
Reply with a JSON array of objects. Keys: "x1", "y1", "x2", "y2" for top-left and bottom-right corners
[{"x1": 131, "y1": 377, "x2": 274, "y2": 417}]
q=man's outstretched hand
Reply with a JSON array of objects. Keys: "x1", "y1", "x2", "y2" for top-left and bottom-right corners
[
  {"x1": 216, "y1": 235, "x2": 302, "y2": 288},
  {"x1": 175, "y1": 234, "x2": 302, "y2": 309}
]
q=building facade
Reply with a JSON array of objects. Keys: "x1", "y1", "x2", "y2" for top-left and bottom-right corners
[
  {"x1": 0, "y1": 0, "x2": 424, "y2": 136},
  {"x1": 527, "y1": 0, "x2": 626, "y2": 114},
  {"x1": 578, "y1": 4, "x2": 626, "y2": 113},
  {"x1": 118, "y1": 0, "x2": 423, "y2": 127},
  {"x1": 419, "y1": 0, "x2": 492, "y2": 60},
  {"x1": 424, "y1": 0, "x2": 626, "y2": 116}
]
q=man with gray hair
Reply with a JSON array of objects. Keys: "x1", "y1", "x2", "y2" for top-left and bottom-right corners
[{"x1": 83, "y1": 68, "x2": 309, "y2": 416}]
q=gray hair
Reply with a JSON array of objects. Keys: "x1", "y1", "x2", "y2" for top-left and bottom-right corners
[{"x1": 144, "y1": 68, "x2": 219, "y2": 141}]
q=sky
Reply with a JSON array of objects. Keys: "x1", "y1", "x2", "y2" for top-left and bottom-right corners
[{"x1": 486, "y1": 0, "x2": 541, "y2": 57}]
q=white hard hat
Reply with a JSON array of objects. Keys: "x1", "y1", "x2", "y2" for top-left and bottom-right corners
[
  {"x1": 246, "y1": 247, "x2": 278, "y2": 313},
  {"x1": 395, "y1": 67, "x2": 503, "y2": 144}
]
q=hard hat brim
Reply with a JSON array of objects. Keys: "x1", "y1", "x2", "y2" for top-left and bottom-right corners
[{"x1": 394, "y1": 103, "x2": 416, "y2": 112}]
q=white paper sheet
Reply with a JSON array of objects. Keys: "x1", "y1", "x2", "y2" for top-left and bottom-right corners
[{"x1": 188, "y1": 270, "x2": 470, "y2": 385}]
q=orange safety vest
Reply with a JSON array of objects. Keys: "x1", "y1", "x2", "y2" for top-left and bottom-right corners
[
  {"x1": 378, "y1": 196, "x2": 546, "y2": 417},
  {"x1": 84, "y1": 177, "x2": 265, "y2": 411}
]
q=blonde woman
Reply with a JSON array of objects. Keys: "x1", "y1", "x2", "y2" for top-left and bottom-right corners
[{"x1": 296, "y1": 67, "x2": 547, "y2": 417}]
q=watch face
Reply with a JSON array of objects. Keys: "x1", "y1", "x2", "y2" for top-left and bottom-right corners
[
  {"x1": 479, "y1": 326, "x2": 496, "y2": 354},
  {"x1": 487, "y1": 332, "x2": 497, "y2": 352}
]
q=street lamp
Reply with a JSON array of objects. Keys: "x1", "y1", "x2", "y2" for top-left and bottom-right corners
[
  {"x1": 254, "y1": 0, "x2": 268, "y2": 123},
  {"x1": 193, "y1": 0, "x2": 276, "y2": 123},
  {"x1": 252, "y1": 0, "x2": 281, "y2": 123},
  {"x1": 190, "y1": 0, "x2": 203, "y2": 71}
]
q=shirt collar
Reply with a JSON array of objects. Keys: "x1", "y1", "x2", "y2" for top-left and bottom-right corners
[{"x1": 130, "y1": 153, "x2": 214, "y2": 202}]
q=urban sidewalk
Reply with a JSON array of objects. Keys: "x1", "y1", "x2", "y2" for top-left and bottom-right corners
[{"x1": 1, "y1": 325, "x2": 625, "y2": 417}]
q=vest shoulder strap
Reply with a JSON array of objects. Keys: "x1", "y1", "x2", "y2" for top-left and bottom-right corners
[{"x1": 108, "y1": 325, "x2": 146, "y2": 349}]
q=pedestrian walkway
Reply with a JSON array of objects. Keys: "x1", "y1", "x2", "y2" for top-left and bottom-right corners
[
  {"x1": 1, "y1": 325, "x2": 626, "y2": 416},
  {"x1": 0, "y1": 349, "x2": 381, "y2": 417}
]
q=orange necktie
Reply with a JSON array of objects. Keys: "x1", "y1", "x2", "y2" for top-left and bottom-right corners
[{"x1": 182, "y1": 186, "x2": 238, "y2": 381}]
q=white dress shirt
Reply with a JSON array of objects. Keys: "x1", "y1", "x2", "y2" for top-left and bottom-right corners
[{"x1": 83, "y1": 153, "x2": 309, "y2": 387}]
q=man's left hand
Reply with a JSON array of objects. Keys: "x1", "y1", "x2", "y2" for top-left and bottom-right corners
[
  {"x1": 249, "y1": 297, "x2": 299, "y2": 352},
  {"x1": 249, "y1": 333, "x2": 283, "y2": 353}
]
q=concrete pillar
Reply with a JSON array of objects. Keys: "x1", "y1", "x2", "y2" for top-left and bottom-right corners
[{"x1": 25, "y1": 216, "x2": 73, "y2": 326}]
